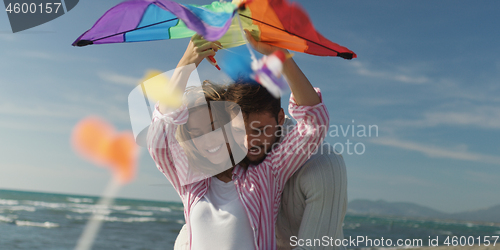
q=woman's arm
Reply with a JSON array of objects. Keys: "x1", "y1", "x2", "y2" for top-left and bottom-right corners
[
  {"x1": 148, "y1": 34, "x2": 222, "y2": 194},
  {"x1": 158, "y1": 34, "x2": 221, "y2": 114},
  {"x1": 147, "y1": 107, "x2": 189, "y2": 197}
]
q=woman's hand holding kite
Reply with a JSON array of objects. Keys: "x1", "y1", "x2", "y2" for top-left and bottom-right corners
[{"x1": 178, "y1": 34, "x2": 222, "y2": 68}]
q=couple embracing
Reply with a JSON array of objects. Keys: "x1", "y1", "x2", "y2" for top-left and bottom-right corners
[{"x1": 147, "y1": 32, "x2": 347, "y2": 250}]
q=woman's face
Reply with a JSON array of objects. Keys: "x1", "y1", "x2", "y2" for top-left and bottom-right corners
[{"x1": 187, "y1": 107, "x2": 229, "y2": 166}]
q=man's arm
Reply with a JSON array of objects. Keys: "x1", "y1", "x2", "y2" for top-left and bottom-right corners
[
  {"x1": 245, "y1": 29, "x2": 330, "y2": 195},
  {"x1": 244, "y1": 30, "x2": 320, "y2": 106},
  {"x1": 277, "y1": 144, "x2": 348, "y2": 250}
]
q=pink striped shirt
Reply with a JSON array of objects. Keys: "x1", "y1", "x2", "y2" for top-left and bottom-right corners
[{"x1": 147, "y1": 88, "x2": 329, "y2": 250}]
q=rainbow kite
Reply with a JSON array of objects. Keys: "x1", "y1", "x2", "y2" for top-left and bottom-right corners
[{"x1": 73, "y1": 0, "x2": 356, "y2": 59}]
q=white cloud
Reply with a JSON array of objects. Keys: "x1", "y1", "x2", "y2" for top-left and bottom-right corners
[
  {"x1": 98, "y1": 71, "x2": 140, "y2": 86},
  {"x1": 389, "y1": 105, "x2": 500, "y2": 130},
  {"x1": 0, "y1": 95, "x2": 131, "y2": 132},
  {"x1": 0, "y1": 119, "x2": 71, "y2": 133},
  {"x1": 0, "y1": 102, "x2": 80, "y2": 119},
  {"x1": 61, "y1": 93, "x2": 131, "y2": 123},
  {"x1": 19, "y1": 50, "x2": 58, "y2": 60},
  {"x1": 464, "y1": 170, "x2": 500, "y2": 185},
  {"x1": 351, "y1": 97, "x2": 412, "y2": 107},
  {"x1": 0, "y1": 33, "x2": 16, "y2": 42},
  {"x1": 11, "y1": 49, "x2": 101, "y2": 63},
  {"x1": 370, "y1": 137, "x2": 500, "y2": 165},
  {"x1": 432, "y1": 78, "x2": 500, "y2": 103},
  {"x1": 350, "y1": 61, "x2": 430, "y2": 84}
]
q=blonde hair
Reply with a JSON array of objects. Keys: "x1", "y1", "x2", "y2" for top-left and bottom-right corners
[{"x1": 176, "y1": 81, "x2": 233, "y2": 174}]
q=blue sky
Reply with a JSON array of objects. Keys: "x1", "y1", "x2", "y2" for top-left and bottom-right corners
[{"x1": 1, "y1": 0, "x2": 499, "y2": 213}]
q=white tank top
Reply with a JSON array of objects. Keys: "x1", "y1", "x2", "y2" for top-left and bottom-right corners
[{"x1": 190, "y1": 177, "x2": 256, "y2": 250}]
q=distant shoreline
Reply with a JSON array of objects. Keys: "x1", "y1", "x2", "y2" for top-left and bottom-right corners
[
  {"x1": 0, "y1": 188, "x2": 182, "y2": 205},
  {"x1": 347, "y1": 212, "x2": 500, "y2": 228},
  {"x1": 348, "y1": 199, "x2": 500, "y2": 225}
]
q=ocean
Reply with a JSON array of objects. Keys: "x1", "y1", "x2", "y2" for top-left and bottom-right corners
[
  {"x1": 1, "y1": 189, "x2": 499, "y2": 249},
  {"x1": 0, "y1": 189, "x2": 184, "y2": 249}
]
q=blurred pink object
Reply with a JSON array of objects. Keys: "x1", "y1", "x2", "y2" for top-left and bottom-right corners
[
  {"x1": 71, "y1": 116, "x2": 138, "y2": 184},
  {"x1": 251, "y1": 50, "x2": 289, "y2": 98}
]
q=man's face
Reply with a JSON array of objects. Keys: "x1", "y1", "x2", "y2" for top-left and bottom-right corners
[{"x1": 232, "y1": 109, "x2": 285, "y2": 165}]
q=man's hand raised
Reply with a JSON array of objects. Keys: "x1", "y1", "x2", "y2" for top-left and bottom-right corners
[{"x1": 244, "y1": 29, "x2": 288, "y2": 56}]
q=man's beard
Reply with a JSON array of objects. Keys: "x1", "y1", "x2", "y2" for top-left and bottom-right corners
[
  {"x1": 240, "y1": 153, "x2": 266, "y2": 166},
  {"x1": 238, "y1": 126, "x2": 282, "y2": 166}
]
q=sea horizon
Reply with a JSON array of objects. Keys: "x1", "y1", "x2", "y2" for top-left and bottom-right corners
[
  {"x1": 1, "y1": 188, "x2": 499, "y2": 249},
  {"x1": 0, "y1": 188, "x2": 180, "y2": 205}
]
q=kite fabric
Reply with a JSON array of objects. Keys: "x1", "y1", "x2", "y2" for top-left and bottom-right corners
[
  {"x1": 238, "y1": 0, "x2": 356, "y2": 58},
  {"x1": 72, "y1": 0, "x2": 236, "y2": 46},
  {"x1": 73, "y1": 0, "x2": 356, "y2": 59}
]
